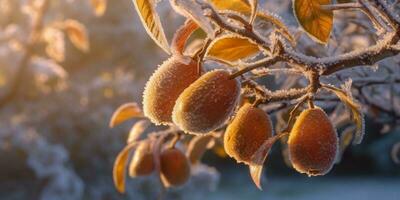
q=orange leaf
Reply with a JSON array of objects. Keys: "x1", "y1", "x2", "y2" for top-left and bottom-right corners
[
  {"x1": 206, "y1": 35, "x2": 260, "y2": 62},
  {"x1": 109, "y1": 102, "x2": 143, "y2": 128},
  {"x1": 113, "y1": 142, "x2": 139, "y2": 193},
  {"x1": 171, "y1": 20, "x2": 199, "y2": 55},
  {"x1": 293, "y1": 0, "x2": 333, "y2": 43},
  {"x1": 127, "y1": 120, "x2": 151, "y2": 143},
  {"x1": 64, "y1": 19, "x2": 90, "y2": 52}
]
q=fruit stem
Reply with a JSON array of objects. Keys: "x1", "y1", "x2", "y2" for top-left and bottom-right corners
[{"x1": 168, "y1": 132, "x2": 182, "y2": 149}]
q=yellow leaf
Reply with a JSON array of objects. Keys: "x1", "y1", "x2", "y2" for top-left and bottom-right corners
[
  {"x1": 249, "y1": 0, "x2": 258, "y2": 24},
  {"x1": 90, "y1": 0, "x2": 107, "y2": 17},
  {"x1": 127, "y1": 120, "x2": 151, "y2": 144},
  {"x1": 293, "y1": 0, "x2": 333, "y2": 44},
  {"x1": 132, "y1": 0, "x2": 170, "y2": 54},
  {"x1": 206, "y1": 35, "x2": 260, "y2": 62},
  {"x1": 323, "y1": 84, "x2": 365, "y2": 144},
  {"x1": 113, "y1": 142, "x2": 139, "y2": 193},
  {"x1": 210, "y1": 0, "x2": 251, "y2": 13},
  {"x1": 109, "y1": 102, "x2": 143, "y2": 128},
  {"x1": 64, "y1": 20, "x2": 90, "y2": 52},
  {"x1": 210, "y1": 0, "x2": 295, "y2": 45}
]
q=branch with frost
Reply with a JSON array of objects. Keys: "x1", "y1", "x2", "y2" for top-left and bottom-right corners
[{"x1": 202, "y1": 2, "x2": 400, "y2": 77}]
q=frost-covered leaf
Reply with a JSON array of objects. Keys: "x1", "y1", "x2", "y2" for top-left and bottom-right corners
[
  {"x1": 31, "y1": 57, "x2": 68, "y2": 82},
  {"x1": 336, "y1": 126, "x2": 354, "y2": 163},
  {"x1": 293, "y1": 0, "x2": 333, "y2": 44},
  {"x1": 127, "y1": 120, "x2": 151, "y2": 143},
  {"x1": 170, "y1": 0, "x2": 215, "y2": 38},
  {"x1": 113, "y1": 142, "x2": 139, "y2": 193},
  {"x1": 109, "y1": 102, "x2": 143, "y2": 128},
  {"x1": 64, "y1": 19, "x2": 90, "y2": 52},
  {"x1": 249, "y1": 0, "x2": 258, "y2": 24},
  {"x1": 249, "y1": 133, "x2": 285, "y2": 190},
  {"x1": 187, "y1": 135, "x2": 214, "y2": 164},
  {"x1": 206, "y1": 35, "x2": 260, "y2": 62},
  {"x1": 210, "y1": 0, "x2": 295, "y2": 44},
  {"x1": 43, "y1": 27, "x2": 65, "y2": 62},
  {"x1": 324, "y1": 85, "x2": 365, "y2": 144},
  {"x1": 90, "y1": 0, "x2": 107, "y2": 16},
  {"x1": 171, "y1": 19, "x2": 199, "y2": 55},
  {"x1": 133, "y1": 0, "x2": 170, "y2": 54}
]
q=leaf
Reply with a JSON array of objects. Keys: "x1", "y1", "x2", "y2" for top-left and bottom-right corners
[
  {"x1": 127, "y1": 120, "x2": 151, "y2": 144},
  {"x1": 90, "y1": 0, "x2": 107, "y2": 16},
  {"x1": 186, "y1": 135, "x2": 214, "y2": 164},
  {"x1": 113, "y1": 142, "x2": 139, "y2": 193},
  {"x1": 336, "y1": 126, "x2": 355, "y2": 163},
  {"x1": 64, "y1": 19, "x2": 90, "y2": 52},
  {"x1": 323, "y1": 84, "x2": 365, "y2": 144},
  {"x1": 133, "y1": 0, "x2": 170, "y2": 54},
  {"x1": 391, "y1": 142, "x2": 400, "y2": 165},
  {"x1": 206, "y1": 35, "x2": 260, "y2": 62},
  {"x1": 210, "y1": 0, "x2": 250, "y2": 13},
  {"x1": 249, "y1": 0, "x2": 258, "y2": 24},
  {"x1": 249, "y1": 132, "x2": 287, "y2": 190},
  {"x1": 210, "y1": 0, "x2": 295, "y2": 44},
  {"x1": 293, "y1": 0, "x2": 333, "y2": 44},
  {"x1": 109, "y1": 102, "x2": 143, "y2": 128},
  {"x1": 30, "y1": 57, "x2": 68, "y2": 81},
  {"x1": 43, "y1": 27, "x2": 65, "y2": 62},
  {"x1": 171, "y1": 19, "x2": 199, "y2": 55},
  {"x1": 170, "y1": 0, "x2": 215, "y2": 38}
]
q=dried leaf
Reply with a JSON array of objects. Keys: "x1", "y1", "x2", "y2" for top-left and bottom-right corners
[
  {"x1": 64, "y1": 19, "x2": 90, "y2": 52},
  {"x1": 133, "y1": 0, "x2": 170, "y2": 54},
  {"x1": 206, "y1": 35, "x2": 260, "y2": 62},
  {"x1": 127, "y1": 120, "x2": 151, "y2": 144},
  {"x1": 109, "y1": 102, "x2": 143, "y2": 128},
  {"x1": 113, "y1": 142, "x2": 139, "y2": 193},
  {"x1": 293, "y1": 0, "x2": 333, "y2": 44},
  {"x1": 324, "y1": 85, "x2": 365, "y2": 144},
  {"x1": 249, "y1": 132, "x2": 286, "y2": 190},
  {"x1": 43, "y1": 27, "x2": 65, "y2": 62},
  {"x1": 187, "y1": 135, "x2": 214, "y2": 164},
  {"x1": 90, "y1": 0, "x2": 107, "y2": 16},
  {"x1": 171, "y1": 19, "x2": 199, "y2": 55}
]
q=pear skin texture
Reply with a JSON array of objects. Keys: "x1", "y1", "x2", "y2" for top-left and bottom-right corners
[
  {"x1": 160, "y1": 148, "x2": 191, "y2": 187},
  {"x1": 129, "y1": 141, "x2": 154, "y2": 177},
  {"x1": 288, "y1": 107, "x2": 338, "y2": 176},
  {"x1": 173, "y1": 70, "x2": 241, "y2": 134},
  {"x1": 143, "y1": 56, "x2": 200, "y2": 125},
  {"x1": 224, "y1": 104, "x2": 273, "y2": 164}
]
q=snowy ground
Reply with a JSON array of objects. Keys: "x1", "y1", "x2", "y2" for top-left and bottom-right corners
[{"x1": 208, "y1": 176, "x2": 400, "y2": 200}]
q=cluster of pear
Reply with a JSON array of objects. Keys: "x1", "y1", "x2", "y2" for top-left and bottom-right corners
[
  {"x1": 129, "y1": 140, "x2": 191, "y2": 187},
  {"x1": 140, "y1": 55, "x2": 339, "y2": 185}
]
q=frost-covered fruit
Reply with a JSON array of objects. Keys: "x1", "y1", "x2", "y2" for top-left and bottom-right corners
[
  {"x1": 143, "y1": 56, "x2": 200, "y2": 125},
  {"x1": 129, "y1": 141, "x2": 154, "y2": 177},
  {"x1": 173, "y1": 70, "x2": 241, "y2": 134},
  {"x1": 224, "y1": 104, "x2": 273, "y2": 164},
  {"x1": 288, "y1": 107, "x2": 338, "y2": 176},
  {"x1": 160, "y1": 148, "x2": 191, "y2": 187}
]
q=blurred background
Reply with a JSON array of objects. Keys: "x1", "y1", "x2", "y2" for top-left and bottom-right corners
[{"x1": 0, "y1": 0, "x2": 399, "y2": 199}]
